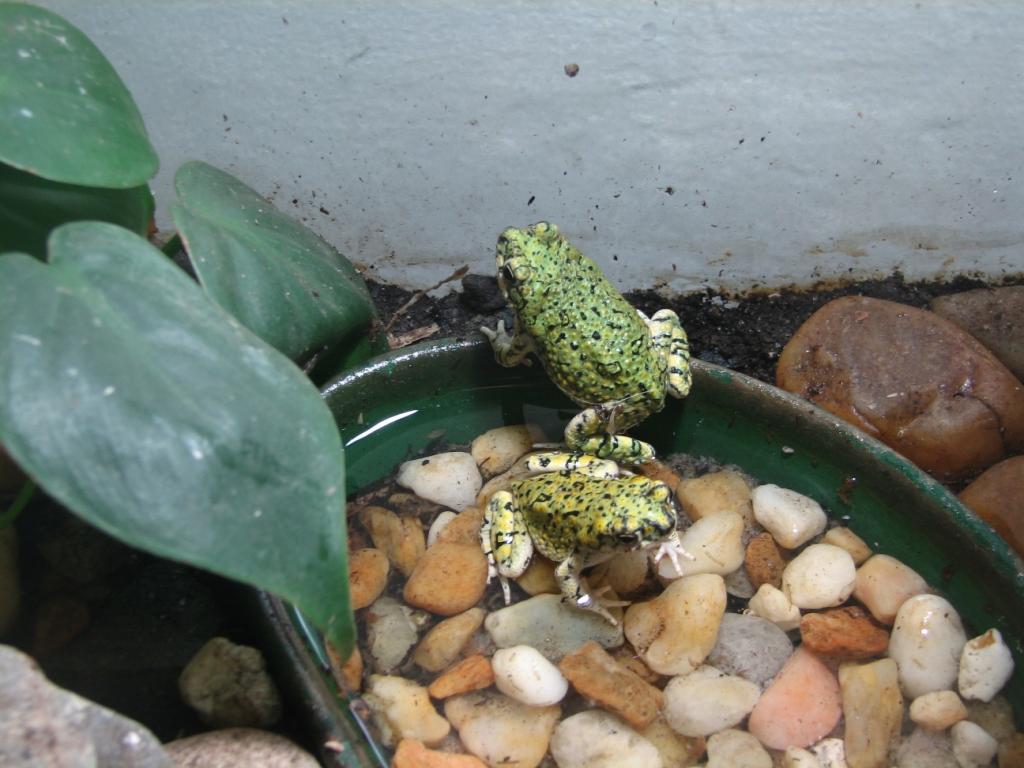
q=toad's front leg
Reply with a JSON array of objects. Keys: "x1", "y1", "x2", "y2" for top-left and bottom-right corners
[
  {"x1": 480, "y1": 318, "x2": 535, "y2": 368},
  {"x1": 554, "y1": 552, "x2": 621, "y2": 625}
]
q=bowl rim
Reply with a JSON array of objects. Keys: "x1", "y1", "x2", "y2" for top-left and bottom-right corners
[{"x1": 264, "y1": 335, "x2": 1024, "y2": 764}]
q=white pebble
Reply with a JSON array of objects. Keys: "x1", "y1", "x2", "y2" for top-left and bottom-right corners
[
  {"x1": 950, "y1": 720, "x2": 998, "y2": 768},
  {"x1": 782, "y1": 747, "x2": 822, "y2": 767},
  {"x1": 550, "y1": 710, "x2": 662, "y2": 768},
  {"x1": 810, "y1": 737, "x2": 848, "y2": 768},
  {"x1": 782, "y1": 543, "x2": 856, "y2": 609},
  {"x1": 426, "y1": 510, "x2": 457, "y2": 546},
  {"x1": 747, "y1": 583, "x2": 801, "y2": 631},
  {"x1": 491, "y1": 645, "x2": 568, "y2": 707},
  {"x1": 751, "y1": 484, "x2": 826, "y2": 549},
  {"x1": 396, "y1": 451, "x2": 482, "y2": 511},
  {"x1": 663, "y1": 666, "x2": 761, "y2": 737},
  {"x1": 657, "y1": 511, "x2": 745, "y2": 579},
  {"x1": 889, "y1": 594, "x2": 967, "y2": 699},
  {"x1": 365, "y1": 674, "x2": 450, "y2": 747},
  {"x1": 706, "y1": 728, "x2": 772, "y2": 768},
  {"x1": 909, "y1": 690, "x2": 968, "y2": 731},
  {"x1": 853, "y1": 553, "x2": 929, "y2": 625},
  {"x1": 958, "y1": 628, "x2": 1015, "y2": 703}
]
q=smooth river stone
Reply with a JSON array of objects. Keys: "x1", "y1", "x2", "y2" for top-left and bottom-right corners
[
  {"x1": 889, "y1": 594, "x2": 967, "y2": 699},
  {"x1": 444, "y1": 690, "x2": 560, "y2": 768},
  {"x1": 706, "y1": 612, "x2": 793, "y2": 686},
  {"x1": 838, "y1": 658, "x2": 903, "y2": 768},
  {"x1": 485, "y1": 593, "x2": 624, "y2": 660},
  {"x1": 624, "y1": 573, "x2": 727, "y2": 676},
  {"x1": 959, "y1": 455, "x2": 1024, "y2": 556},
  {"x1": 747, "y1": 647, "x2": 842, "y2": 750},
  {"x1": 931, "y1": 285, "x2": 1024, "y2": 381},
  {"x1": 776, "y1": 295, "x2": 1024, "y2": 480}
]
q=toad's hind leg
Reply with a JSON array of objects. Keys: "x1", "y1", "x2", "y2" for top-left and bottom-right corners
[
  {"x1": 482, "y1": 490, "x2": 533, "y2": 604},
  {"x1": 649, "y1": 309, "x2": 692, "y2": 399},
  {"x1": 564, "y1": 403, "x2": 657, "y2": 463}
]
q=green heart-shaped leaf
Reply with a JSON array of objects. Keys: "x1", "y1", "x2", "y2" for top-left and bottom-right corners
[
  {"x1": 0, "y1": 161, "x2": 153, "y2": 258},
  {"x1": 0, "y1": 222, "x2": 353, "y2": 654},
  {"x1": 171, "y1": 161, "x2": 382, "y2": 364},
  {"x1": 0, "y1": 3, "x2": 158, "y2": 188}
]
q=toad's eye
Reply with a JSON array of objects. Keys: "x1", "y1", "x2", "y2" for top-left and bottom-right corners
[{"x1": 502, "y1": 262, "x2": 531, "y2": 284}]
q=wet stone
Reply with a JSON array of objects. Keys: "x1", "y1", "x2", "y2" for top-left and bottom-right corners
[
  {"x1": 165, "y1": 728, "x2": 318, "y2": 768},
  {"x1": 744, "y1": 531, "x2": 786, "y2": 590},
  {"x1": 800, "y1": 605, "x2": 890, "y2": 660},
  {"x1": 0, "y1": 644, "x2": 172, "y2": 768},
  {"x1": 776, "y1": 295, "x2": 1024, "y2": 480},
  {"x1": 706, "y1": 612, "x2": 793, "y2": 687},
  {"x1": 485, "y1": 593, "x2": 624, "y2": 661},
  {"x1": 837, "y1": 658, "x2": 903, "y2": 768},
  {"x1": 558, "y1": 640, "x2": 665, "y2": 729},
  {"x1": 959, "y1": 455, "x2": 1024, "y2": 556},
  {"x1": 444, "y1": 690, "x2": 560, "y2": 768},
  {"x1": 930, "y1": 285, "x2": 1024, "y2": 381},
  {"x1": 178, "y1": 637, "x2": 282, "y2": 728}
]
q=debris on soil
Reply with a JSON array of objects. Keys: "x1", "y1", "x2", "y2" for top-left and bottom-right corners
[{"x1": 369, "y1": 272, "x2": 1021, "y2": 383}]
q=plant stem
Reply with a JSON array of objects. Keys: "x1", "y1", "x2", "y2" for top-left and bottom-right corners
[{"x1": 0, "y1": 479, "x2": 36, "y2": 528}]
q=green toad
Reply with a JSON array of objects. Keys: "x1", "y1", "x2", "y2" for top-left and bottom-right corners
[
  {"x1": 481, "y1": 451, "x2": 689, "y2": 624},
  {"x1": 481, "y1": 222, "x2": 692, "y2": 463}
]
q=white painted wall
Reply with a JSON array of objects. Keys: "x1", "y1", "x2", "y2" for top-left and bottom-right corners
[{"x1": 40, "y1": 0, "x2": 1024, "y2": 293}]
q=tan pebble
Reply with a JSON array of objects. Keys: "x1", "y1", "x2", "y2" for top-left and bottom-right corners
[
  {"x1": 164, "y1": 728, "x2": 318, "y2": 767},
  {"x1": 624, "y1": 573, "x2": 726, "y2": 676},
  {"x1": 910, "y1": 690, "x2": 968, "y2": 731},
  {"x1": 744, "y1": 531, "x2": 786, "y2": 590},
  {"x1": 444, "y1": 690, "x2": 560, "y2": 768},
  {"x1": 675, "y1": 469, "x2": 753, "y2": 523},
  {"x1": 360, "y1": 506, "x2": 426, "y2": 578},
  {"x1": 853, "y1": 553, "x2": 929, "y2": 625},
  {"x1": 593, "y1": 548, "x2": 651, "y2": 595},
  {"x1": 639, "y1": 717, "x2": 706, "y2": 768},
  {"x1": 404, "y1": 543, "x2": 488, "y2": 616},
  {"x1": 413, "y1": 607, "x2": 488, "y2": 672},
  {"x1": 776, "y1": 295, "x2": 1024, "y2": 480},
  {"x1": 325, "y1": 642, "x2": 363, "y2": 693},
  {"x1": 782, "y1": 544, "x2": 856, "y2": 609},
  {"x1": 476, "y1": 455, "x2": 533, "y2": 506},
  {"x1": 558, "y1": 640, "x2": 665, "y2": 730},
  {"x1": 471, "y1": 425, "x2": 539, "y2": 478},
  {"x1": 636, "y1": 459, "x2": 683, "y2": 494},
  {"x1": 393, "y1": 738, "x2": 488, "y2": 768},
  {"x1": 611, "y1": 645, "x2": 662, "y2": 684},
  {"x1": 388, "y1": 492, "x2": 446, "y2": 518},
  {"x1": 705, "y1": 728, "x2": 771, "y2": 768},
  {"x1": 838, "y1": 658, "x2": 903, "y2": 768},
  {"x1": 998, "y1": 731, "x2": 1024, "y2": 767},
  {"x1": 800, "y1": 605, "x2": 890, "y2": 660},
  {"x1": 748, "y1": 647, "x2": 842, "y2": 750},
  {"x1": 365, "y1": 675, "x2": 450, "y2": 747},
  {"x1": 428, "y1": 654, "x2": 494, "y2": 699},
  {"x1": 348, "y1": 548, "x2": 390, "y2": 610},
  {"x1": 960, "y1": 456, "x2": 1024, "y2": 556},
  {"x1": 660, "y1": 511, "x2": 745, "y2": 579},
  {"x1": 747, "y1": 583, "x2": 801, "y2": 631},
  {"x1": 515, "y1": 556, "x2": 560, "y2": 596},
  {"x1": 822, "y1": 526, "x2": 873, "y2": 565},
  {"x1": 435, "y1": 507, "x2": 485, "y2": 546}
]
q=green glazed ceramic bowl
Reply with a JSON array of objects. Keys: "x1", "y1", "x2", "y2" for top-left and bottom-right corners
[{"x1": 258, "y1": 337, "x2": 1024, "y2": 766}]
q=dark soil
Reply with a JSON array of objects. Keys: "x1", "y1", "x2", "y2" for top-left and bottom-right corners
[{"x1": 369, "y1": 271, "x2": 1013, "y2": 384}]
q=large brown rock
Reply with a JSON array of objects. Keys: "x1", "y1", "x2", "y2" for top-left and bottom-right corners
[
  {"x1": 776, "y1": 296, "x2": 1024, "y2": 480},
  {"x1": 959, "y1": 455, "x2": 1024, "y2": 556},
  {"x1": 931, "y1": 286, "x2": 1024, "y2": 381}
]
